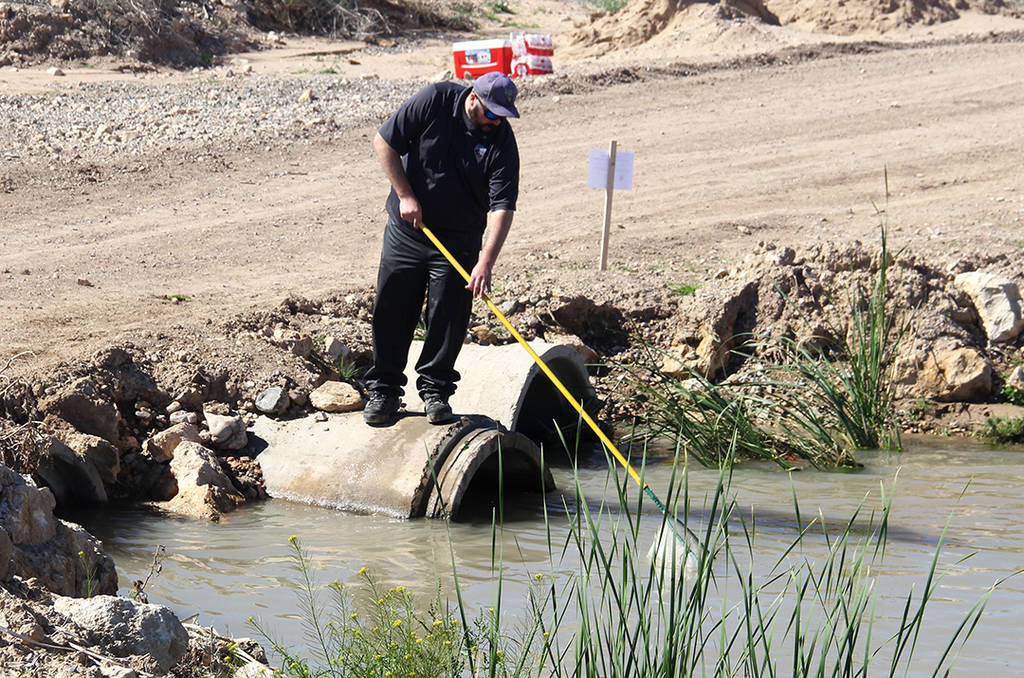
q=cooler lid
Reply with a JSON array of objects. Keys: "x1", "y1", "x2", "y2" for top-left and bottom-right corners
[{"x1": 453, "y1": 39, "x2": 512, "y2": 51}]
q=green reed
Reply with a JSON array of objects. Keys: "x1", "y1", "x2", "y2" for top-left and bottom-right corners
[{"x1": 765, "y1": 226, "x2": 908, "y2": 454}]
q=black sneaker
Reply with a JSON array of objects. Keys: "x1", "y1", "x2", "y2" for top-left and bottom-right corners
[
  {"x1": 423, "y1": 394, "x2": 454, "y2": 425},
  {"x1": 363, "y1": 392, "x2": 400, "y2": 426}
]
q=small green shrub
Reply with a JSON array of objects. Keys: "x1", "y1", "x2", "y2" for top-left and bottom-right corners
[
  {"x1": 1000, "y1": 382, "x2": 1024, "y2": 406},
  {"x1": 78, "y1": 550, "x2": 97, "y2": 598},
  {"x1": 489, "y1": 0, "x2": 514, "y2": 14},
  {"x1": 250, "y1": 537, "x2": 476, "y2": 678},
  {"x1": 978, "y1": 416, "x2": 1024, "y2": 444},
  {"x1": 335, "y1": 357, "x2": 358, "y2": 381},
  {"x1": 669, "y1": 283, "x2": 699, "y2": 296},
  {"x1": 906, "y1": 397, "x2": 938, "y2": 421},
  {"x1": 582, "y1": 0, "x2": 627, "y2": 12}
]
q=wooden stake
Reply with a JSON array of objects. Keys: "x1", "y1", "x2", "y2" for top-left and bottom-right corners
[{"x1": 599, "y1": 139, "x2": 617, "y2": 272}]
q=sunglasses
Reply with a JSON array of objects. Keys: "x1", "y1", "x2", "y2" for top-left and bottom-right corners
[{"x1": 481, "y1": 105, "x2": 504, "y2": 121}]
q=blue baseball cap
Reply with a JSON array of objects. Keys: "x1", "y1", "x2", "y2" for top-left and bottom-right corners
[{"x1": 473, "y1": 71, "x2": 520, "y2": 119}]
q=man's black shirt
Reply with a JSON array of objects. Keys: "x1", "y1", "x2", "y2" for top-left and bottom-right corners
[{"x1": 378, "y1": 82, "x2": 519, "y2": 251}]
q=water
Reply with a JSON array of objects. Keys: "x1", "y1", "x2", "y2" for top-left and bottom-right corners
[{"x1": 77, "y1": 436, "x2": 1024, "y2": 675}]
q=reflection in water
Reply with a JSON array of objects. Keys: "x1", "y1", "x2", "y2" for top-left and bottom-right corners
[{"x1": 77, "y1": 436, "x2": 1024, "y2": 674}]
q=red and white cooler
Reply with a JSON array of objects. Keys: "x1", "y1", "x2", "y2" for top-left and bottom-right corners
[
  {"x1": 510, "y1": 32, "x2": 554, "y2": 78},
  {"x1": 452, "y1": 39, "x2": 513, "y2": 79},
  {"x1": 511, "y1": 54, "x2": 553, "y2": 78}
]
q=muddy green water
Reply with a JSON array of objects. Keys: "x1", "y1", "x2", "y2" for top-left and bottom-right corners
[{"x1": 77, "y1": 437, "x2": 1023, "y2": 675}]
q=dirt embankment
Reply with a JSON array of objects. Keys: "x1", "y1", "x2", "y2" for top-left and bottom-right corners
[{"x1": 0, "y1": 0, "x2": 469, "y2": 68}]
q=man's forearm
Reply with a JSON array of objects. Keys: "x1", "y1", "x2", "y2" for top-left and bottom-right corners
[
  {"x1": 466, "y1": 209, "x2": 513, "y2": 297},
  {"x1": 479, "y1": 209, "x2": 514, "y2": 267}
]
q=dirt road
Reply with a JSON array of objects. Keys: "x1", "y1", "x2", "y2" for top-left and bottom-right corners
[{"x1": 3, "y1": 36, "x2": 1023, "y2": 373}]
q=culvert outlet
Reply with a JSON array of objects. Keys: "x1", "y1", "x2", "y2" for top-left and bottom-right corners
[{"x1": 252, "y1": 341, "x2": 592, "y2": 519}]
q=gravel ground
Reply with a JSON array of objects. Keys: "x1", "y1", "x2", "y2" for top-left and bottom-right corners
[{"x1": 0, "y1": 69, "x2": 425, "y2": 162}]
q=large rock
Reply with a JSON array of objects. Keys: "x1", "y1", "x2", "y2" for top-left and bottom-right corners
[
  {"x1": 53, "y1": 595, "x2": 189, "y2": 673},
  {"x1": 954, "y1": 272, "x2": 1024, "y2": 344},
  {"x1": 163, "y1": 441, "x2": 244, "y2": 520},
  {"x1": 203, "y1": 410, "x2": 247, "y2": 451},
  {"x1": 60, "y1": 430, "x2": 120, "y2": 486},
  {"x1": 0, "y1": 463, "x2": 117, "y2": 596},
  {"x1": 143, "y1": 422, "x2": 201, "y2": 463},
  {"x1": 662, "y1": 281, "x2": 758, "y2": 380},
  {"x1": 309, "y1": 381, "x2": 363, "y2": 412},
  {"x1": 37, "y1": 378, "x2": 122, "y2": 445},
  {"x1": 916, "y1": 347, "x2": 993, "y2": 402},
  {"x1": 255, "y1": 386, "x2": 290, "y2": 415}
]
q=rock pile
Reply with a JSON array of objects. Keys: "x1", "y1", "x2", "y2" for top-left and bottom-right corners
[{"x1": 0, "y1": 460, "x2": 265, "y2": 675}]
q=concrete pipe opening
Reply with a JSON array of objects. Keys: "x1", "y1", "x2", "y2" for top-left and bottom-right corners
[
  {"x1": 512, "y1": 352, "x2": 600, "y2": 454},
  {"x1": 421, "y1": 423, "x2": 554, "y2": 521}
]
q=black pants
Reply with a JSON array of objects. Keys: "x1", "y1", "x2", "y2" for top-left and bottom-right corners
[{"x1": 365, "y1": 219, "x2": 478, "y2": 399}]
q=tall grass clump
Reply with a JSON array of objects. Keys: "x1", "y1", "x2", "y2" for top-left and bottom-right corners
[
  {"x1": 621, "y1": 361, "x2": 824, "y2": 469},
  {"x1": 253, "y1": 452, "x2": 1003, "y2": 677},
  {"x1": 623, "y1": 222, "x2": 908, "y2": 469},
  {"x1": 765, "y1": 225, "x2": 909, "y2": 453}
]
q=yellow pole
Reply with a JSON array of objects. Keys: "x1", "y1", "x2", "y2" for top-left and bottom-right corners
[{"x1": 419, "y1": 224, "x2": 645, "y2": 489}]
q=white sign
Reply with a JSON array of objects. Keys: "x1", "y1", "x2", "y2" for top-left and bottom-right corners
[{"x1": 587, "y1": 149, "x2": 634, "y2": 190}]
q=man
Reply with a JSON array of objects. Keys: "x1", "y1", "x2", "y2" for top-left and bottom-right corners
[{"x1": 363, "y1": 71, "x2": 521, "y2": 426}]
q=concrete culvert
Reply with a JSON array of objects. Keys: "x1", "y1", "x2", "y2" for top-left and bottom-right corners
[
  {"x1": 422, "y1": 422, "x2": 554, "y2": 520},
  {"x1": 253, "y1": 414, "x2": 553, "y2": 520},
  {"x1": 252, "y1": 341, "x2": 594, "y2": 520}
]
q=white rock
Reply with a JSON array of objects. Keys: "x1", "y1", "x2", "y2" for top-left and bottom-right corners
[
  {"x1": 46, "y1": 67, "x2": 65, "y2": 76},
  {"x1": 309, "y1": 381, "x2": 363, "y2": 412},
  {"x1": 324, "y1": 336, "x2": 350, "y2": 362},
  {"x1": 52, "y1": 595, "x2": 188, "y2": 673},
  {"x1": 954, "y1": 272, "x2": 1024, "y2": 343},
  {"x1": 164, "y1": 441, "x2": 244, "y2": 519},
  {"x1": 1007, "y1": 365, "x2": 1024, "y2": 390},
  {"x1": 203, "y1": 410, "x2": 246, "y2": 449},
  {"x1": 144, "y1": 422, "x2": 201, "y2": 463}
]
